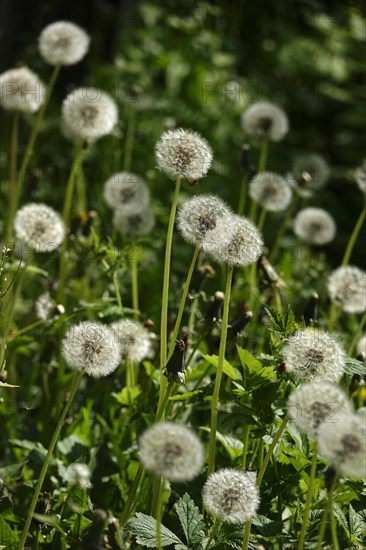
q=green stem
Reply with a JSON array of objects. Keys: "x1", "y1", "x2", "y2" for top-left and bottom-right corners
[
  {"x1": 167, "y1": 245, "x2": 200, "y2": 360},
  {"x1": 238, "y1": 174, "x2": 248, "y2": 216},
  {"x1": 158, "y1": 177, "x2": 181, "y2": 407},
  {"x1": 123, "y1": 107, "x2": 136, "y2": 172},
  {"x1": 270, "y1": 194, "x2": 300, "y2": 263},
  {"x1": 297, "y1": 449, "x2": 318, "y2": 550},
  {"x1": 120, "y1": 466, "x2": 145, "y2": 524},
  {"x1": 75, "y1": 160, "x2": 87, "y2": 214},
  {"x1": 130, "y1": 257, "x2": 139, "y2": 319},
  {"x1": 155, "y1": 381, "x2": 174, "y2": 421},
  {"x1": 19, "y1": 370, "x2": 83, "y2": 548},
  {"x1": 6, "y1": 110, "x2": 20, "y2": 240},
  {"x1": 113, "y1": 270, "x2": 123, "y2": 312},
  {"x1": 315, "y1": 474, "x2": 339, "y2": 550},
  {"x1": 258, "y1": 139, "x2": 268, "y2": 173},
  {"x1": 257, "y1": 208, "x2": 267, "y2": 232},
  {"x1": 207, "y1": 265, "x2": 233, "y2": 476},
  {"x1": 204, "y1": 519, "x2": 221, "y2": 550},
  {"x1": 341, "y1": 205, "x2": 366, "y2": 267},
  {"x1": 348, "y1": 312, "x2": 366, "y2": 356},
  {"x1": 155, "y1": 477, "x2": 164, "y2": 550},
  {"x1": 241, "y1": 425, "x2": 251, "y2": 469}
]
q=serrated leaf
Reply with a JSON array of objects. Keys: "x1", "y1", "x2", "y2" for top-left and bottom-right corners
[
  {"x1": 201, "y1": 354, "x2": 241, "y2": 381},
  {"x1": 264, "y1": 305, "x2": 298, "y2": 338},
  {"x1": 174, "y1": 493, "x2": 205, "y2": 545},
  {"x1": 127, "y1": 513, "x2": 185, "y2": 547},
  {"x1": 215, "y1": 432, "x2": 244, "y2": 460},
  {"x1": 332, "y1": 503, "x2": 350, "y2": 536},
  {"x1": 344, "y1": 358, "x2": 366, "y2": 376},
  {"x1": 349, "y1": 504, "x2": 366, "y2": 539}
]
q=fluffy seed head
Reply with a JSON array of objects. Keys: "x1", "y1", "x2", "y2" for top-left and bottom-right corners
[
  {"x1": 249, "y1": 172, "x2": 292, "y2": 211},
  {"x1": 113, "y1": 203, "x2": 155, "y2": 237},
  {"x1": 103, "y1": 172, "x2": 149, "y2": 210},
  {"x1": 328, "y1": 266, "x2": 366, "y2": 314},
  {"x1": 177, "y1": 194, "x2": 232, "y2": 247},
  {"x1": 202, "y1": 468, "x2": 260, "y2": 524},
  {"x1": 317, "y1": 412, "x2": 366, "y2": 478},
  {"x1": 293, "y1": 207, "x2": 336, "y2": 245},
  {"x1": 155, "y1": 128, "x2": 213, "y2": 182},
  {"x1": 354, "y1": 159, "x2": 366, "y2": 194},
  {"x1": 241, "y1": 101, "x2": 289, "y2": 142},
  {"x1": 0, "y1": 67, "x2": 45, "y2": 112},
  {"x1": 287, "y1": 154, "x2": 330, "y2": 198},
  {"x1": 14, "y1": 203, "x2": 65, "y2": 252},
  {"x1": 288, "y1": 381, "x2": 352, "y2": 438},
  {"x1": 62, "y1": 87, "x2": 118, "y2": 142},
  {"x1": 38, "y1": 21, "x2": 90, "y2": 66},
  {"x1": 282, "y1": 328, "x2": 346, "y2": 383},
  {"x1": 65, "y1": 463, "x2": 91, "y2": 488},
  {"x1": 62, "y1": 321, "x2": 121, "y2": 378},
  {"x1": 206, "y1": 214, "x2": 263, "y2": 267},
  {"x1": 35, "y1": 291, "x2": 64, "y2": 320},
  {"x1": 357, "y1": 334, "x2": 366, "y2": 357},
  {"x1": 111, "y1": 319, "x2": 153, "y2": 363},
  {"x1": 138, "y1": 422, "x2": 204, "y2": 482}
]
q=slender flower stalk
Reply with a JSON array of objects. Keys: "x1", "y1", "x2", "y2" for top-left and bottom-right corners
[
  {"x1": 123, "y1": 107, "x2": 136, "y2": 171},
  {"x1": 19, "y1": 370, "x2": 83, "y2": 548},
  {"x1": 341, "y1": 205, "x2": 366, "y2": 267},
  {"x1": 204, "y1": 519, "x2": 222, "y2": 550},
  {"x1": 297, "y1": 449, "x2": 318, "y2": 550},
  {"x1": 259, "y1": 139, "x2": 268, "y2": 173},
  {"x1": 130, "y1": 256, "x2": 139, "y2": 319},
  {"x1": 8, "y1": 110, "x2": 20, "y2": 226},
  {"x1": 156, "y1": 476, "x2": 164, "y2": 550},
  {"x1": 315, "y1": 474, "x2": 339, "y2": 550},
  {"x1": 270, "y1": 194, "x2": 300, "y2": 262},
  {"x1": 207, "y1": 265, "x2": 233, "y2": 475}
]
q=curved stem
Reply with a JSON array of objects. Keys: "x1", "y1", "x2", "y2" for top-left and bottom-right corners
[
  {"x1": 297, "y1": 449, "x2": 318, "y2": 550},
  {"x1": 207, "y1": 265, "x2": 233, "y2": 476},
  {"x1": 167, "y1": 245, "x2": 200, "y2": 360},
  {"x1": 158, "y1": 177, "x2": 181, "y2": 407},
  {"x1": 341, "y1": 205, "x2": 366, "y2": 267},
  {"x1": 19, "y1": 370, "x2": 83, "y2": 548}
]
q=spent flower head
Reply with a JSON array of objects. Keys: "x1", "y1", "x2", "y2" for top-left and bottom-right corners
[
  {"x1": 14, "y1": 203, "x2": 65, "y2": 252},
  {"x1": 65, "y1": 463, "x2": 91, "y2": 488},
  {"x1": 287, "y1": 154, "x2": 330, "y2": 198},
  {"x1": 35, "y1": 291, "x2": 64, "y2": 320},
  {"x1": 249, "y1": 172, "x2": 292, "y2": 212},
  {"x1": 111, "y1": 319, "x2": 153, "y2": 363},
  {"x1": 138, "y1": 422, "x2": 204, "y2": 482},
  {"x1": 113, "y1": 203, "x2": 155, "y2": 237},
  {"x1": 62, "y1": 321, "x2": 121, "y2": 378},
  {"x1": 0, "y1": 67, "x2": 45, "y2": 112},
  {"x1": 241, "y1": 101, "x2": 288, "y2": 142},
  {"x1": 155, "y1": 128, "x2": 213, "y2": 183},
  {"x1": 282, "y1": 328, "x2": 346, "y2": 383},
  {"x1": 354, "y1": 159, "x2": 366, "y2": 194},
  {"x1": 38, "y1": 21, "x2": 90, "y2": 66},
  {"x1": 62, "y1": 87, "x2": 118, "y2": 143},
  {"x1": 328, "y1": 266, "x2": 366, "y2": 314},
  {"x1": 202, "y1": 468, "x2": 260, "y2": 524},
  {"x1": 103, "y1": 172, "x2": 149, "y2": 210},
  {"x1": 288, "y1": 381, "x2": 352, "y2": 438},
  {"x1": 293, "y1": 207, "x2": 336, "y2": 245},
  {"x1": 317, "y1": 412, "x2": 366, "y2": 478}
]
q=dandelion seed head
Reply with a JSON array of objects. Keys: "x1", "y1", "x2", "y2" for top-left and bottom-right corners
[
  {"x1": 0, "y1": 67, "x2": 45, "y2": 112},
  {"x1": 14, "y1": 203, "x2": 65, "y2": 252},
  {"x1": 287, "y1": 154, "x2": 330, "y2": 198},
  {"x1": 241, "y1": 101, "x2": 288, "y2": 142},
  {"x1": 282, "y1": 328, "x2": 346, "y2": 382},
  {"x1": 328, "y1": 266, "x2": 366, "y2": 314},
  {"x1": 317, "y1": 412, "x2": 366, "y2": 478},
  {"x1": 357, "y1": 334, "x2": 366, "y2": 357},
  {"x1": 35, "y1": 291, "x2": 64, "y2": 320},
  {"x1": 38, "y1": 21, "x2": 90, "y2": 66},
  {"x1": 138, "y1": 422, "x2": 204, "y2": 482},
  {"x1": 293, "y1": 207, "x2": 336, "y2": 245},
  {"x1": 103, "y1": 172, "x2": 149, "y2": 210},
  {"x1": 111, "y1": 319, "x2": 153, "y2": 363},
  {"x1": 249, "y1": 172, "x2": 292, "y2": 211},
  {"x1": 155, "y1": 128, "x2": 213, "y2": 182},
  {"x1": 202, "y1": 468, "x2": 260, "y2": 524},
  {"x1": 65, "y1": 463, "x2": 91, "y2": 488},
  {"x1": 354, "y1": 159, "x2": 366, "y2": 194},
  {"x1": 288, "y1": 381, "x2": 352, "y2": 438},
  {"x1": 113, "y1": 203, "x2": 155, "y2": 237},
  {"x1": 62, "y1": 321, "x2": 121, "y2": 378},
  {"x1": 62, "y1": 87, "x2": 118, "y2": 142}
]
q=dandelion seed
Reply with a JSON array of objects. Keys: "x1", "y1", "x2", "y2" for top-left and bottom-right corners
[
  {"x1": 113, "y1": 203, "x2": 155, "y2": 237},
  {"x1": 293, "y1": 207, "x2": 336, "y2": 245},
  {"x1": 103, "y1": 172, "x2": 149, "y2": 210},
  {"x1": 0, "y1": 67, "x2": 45, "y2": 112},
  {"x1": 288, "y1": 381, "x2": 352, "y2": 438},
  {"x1": 287, "y1": 154, "x2": 330, "y2": 198},
  {"x1": 317, "y1": 412, "x2": 366, "y2": 478},
  {"x1": 328, "y1": 266, "x2": 366, "y2": 314},
  {"x1": 35, "y1": 291, "x2": 64, "y2": 320},
  {"x1": 111, "y1": 319, "x2": 153, "y2": 363},
  {"x1": 202, "y1": 468, "x2": 260, "y2": 524},
  {"x1": 356, "y1": 334, "x2": 366, "y2": 357},
  {"x1": 354, "y1": 159, "x2": 366, "y2": 194},
  {"x1": 282, "y1": 328, "x2": 346, "y2": 382},
  {"x1": 207, "y1": 214, "x2": 263, "y2": 267},
  {"x1": 249, "y1": 172, "x2": 292, "y2": 211},
  {"x1": 155, "y1": 128, "x2": 213, "y2": 182},
  {"x1": 14, "y1": 203, "x2": 65, "y2": 252},
  {"x1": 138, "y1": 422, "x2": 204, "y2": 482},
  {"x1": 62, "y1": 321, "x2": 121, "y2": 378},
  {"x1": 39, "y1": 21, "x2": 90, "y2": 66},
  {"x1": 241, "y1": 101, "x2": 289, "y2": 142},
  {"x1": 62, "y1": 87, "x2": 118, "y2": 143},
  {"x1": 65, "y1": 463, "x2": 91, "y2": 488}
]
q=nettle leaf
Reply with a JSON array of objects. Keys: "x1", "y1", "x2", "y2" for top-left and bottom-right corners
[
  {"x1": 215, "y1": 432, "x2": 244, "y2": 460},
  {"x1": 264, "y1": 305, "x2": 298, "y2": 339},
  {"x1": 349, "y1": 504, "x2": 366, "y2": 540},
  {"x1": 236, "y1": 347, "x2": 277, "y2": 389},
  {"x1": 332, "y1": 503, "x2": 350, "y2": 537},
  {"x1": 201, "y1": 354, "x2": 241, "y2": 381},
  {"x1": 127, "y1": 513, "x2": 186, "y2": 548},
  {"x1": 0, "y1": 516, "x2": 17, "y2": 546},
  {"x1": 344, "y1": 358, "x2": 366, "y2": 376},
  {"x1": 174, "y1": 493, "x2": 205, "y2": 545}
]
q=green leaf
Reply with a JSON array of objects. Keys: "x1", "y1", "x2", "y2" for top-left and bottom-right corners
[
  {"x1": 112, "y1": 385, "x2": 141, "y2": 405},
  {"x1": 201, "y1": 354, "x2": 241, "y2": 381},
  {"x1": 0, "y1": 462, "x2": 26, "y2": 483},
  {"x1": 32, "y1": 514, "x2": 66, "y2": 534},
  {"x1": 0, "y1": 516, "x2": 17, "y2": 546},
  {"x1": 344, "y1": 358, "x2": 366, "y2": 376},
  {"x1": 127, "y1": 513, "x2": 185, "y2": 547},
  {"x1": 264, "y1": 305, "x2": 298, "y2": 339},
  {"x1": 0, "y1": 382, "x2": 19, "y2": 388},
  {"x1": 215, "y1": 432, "x2": 244, "y2": 460},
  {"x1": 349, "y1": 504, "x2": 366, "y2": 539},
  {"x1": 236, "y1": 346, "x2": 277, "y2": 388},
  {"x1": 174, "y1": 493, "x2": 205, "y2": 545},
  {"x1": 169, "y1": 390, "x2": 203, "y2": 402},
  {"x1": 332, "y1": 503, "x2": 350, "y2": 537}
]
